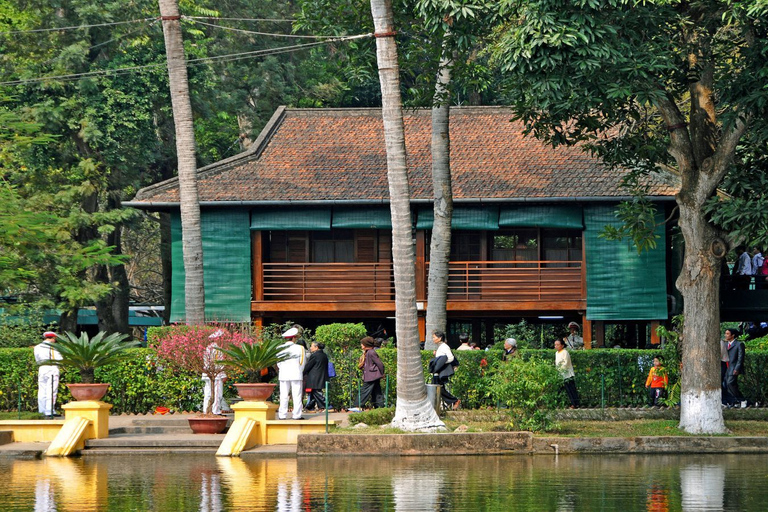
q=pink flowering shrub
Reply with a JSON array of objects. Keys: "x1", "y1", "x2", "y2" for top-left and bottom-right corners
[{"x1": 152, "y1": 324, "x2": 254, "y2": 381}]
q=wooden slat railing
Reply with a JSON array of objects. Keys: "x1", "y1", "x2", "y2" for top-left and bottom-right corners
[
  {"x1": 262, "y1": 263, "x2": 395, "y2": 301},
  {"x1": 429, "y1": 260, "x2": 583, "y2": 301},
  {"x1": 261, "y1": 260, "x2": 583, "y2": 303}
]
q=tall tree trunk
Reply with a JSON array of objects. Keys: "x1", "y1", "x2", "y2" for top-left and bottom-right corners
[
  {"x1": 424, "y1": 43, "x2": 453, "y2": 349},
  {"x1": 655, "y1": 35, "x2": 747, "y2": 432},
  {"x1": 96, "y1": 195, "x2": 130, "y2": 334},
  {"x1": 370, "y1": 0, "x2": 443, "y2": 431},
  {"x1": 159, "y1": 0, "x2": 205, "y2": 325}
]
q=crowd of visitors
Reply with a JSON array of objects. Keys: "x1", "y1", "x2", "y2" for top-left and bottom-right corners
[{"x1": 731, "y1": 246, "x2": 766, "y2": 290}]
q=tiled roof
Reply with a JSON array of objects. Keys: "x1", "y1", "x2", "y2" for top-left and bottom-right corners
[{"x1": 131, "y1": 107, "x2": 678, "y2": 205}]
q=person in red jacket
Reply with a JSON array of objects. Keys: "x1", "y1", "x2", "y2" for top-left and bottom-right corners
[{"x1": 645, "y1": 356, "x2": 669, "y2": 406}]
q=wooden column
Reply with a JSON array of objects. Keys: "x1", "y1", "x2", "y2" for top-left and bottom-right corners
[
  {"x1": 650, "y1": 320, "x2": 661, "y2": 346},
  {"x1": 594, "y1": 321, "x2": 605, "y2": 348},
  {"x1": 485, "y1": 321, "x2": 495, "y2": 347},
  {"x1": 415, "y1": 231, "x2": 426, "y2": 301},
  {"x1": 252, "y1": 230, "x2": 263, "y2": 301},
  {"x1": 582, "y1": 317, "x2": 593, "y2": 350},
  {"x1": 253, "y1": 316, "x2": 263, "y2": 328},
  {"x1": 418, "y1": 314, "x2": 426, "y2": 343}
]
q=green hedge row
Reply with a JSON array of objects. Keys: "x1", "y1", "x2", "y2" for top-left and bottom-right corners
[{"x1": 4, "y1": 347, "x2": 768, "y2": 413}]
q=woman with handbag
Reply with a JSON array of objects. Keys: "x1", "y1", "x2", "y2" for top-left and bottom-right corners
[
  {"x1": 303, "y1": 342, "x2": 330, "y2": 412},
  {"x1": 355, "y1": 336, "x2": 385, "y2": 409},
  {"x1": 429, "y1": 330, "x2": 460, "y2": 410}
]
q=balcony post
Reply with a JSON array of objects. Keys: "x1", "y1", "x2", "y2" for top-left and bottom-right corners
[
  {"x1": 415, "y1": 231, "x2": 426, "y2": 301},
  {"x1": 252, "y1": 230, "x2": 264, "y2": 301}
]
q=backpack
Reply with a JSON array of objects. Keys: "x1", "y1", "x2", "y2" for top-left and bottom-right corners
[{"x1": 327, "y1": 360, "x2": 337, "y2": 378}]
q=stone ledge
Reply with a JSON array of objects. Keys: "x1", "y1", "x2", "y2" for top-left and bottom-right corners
[
  {"x1": 0, "y1": 431, "x2": 12, "y2": 445},
  {"x1": 298, "y1": 432, "x2": 533, "y2": 455}
]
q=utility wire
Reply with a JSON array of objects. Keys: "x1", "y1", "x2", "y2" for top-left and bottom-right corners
[
  {"x1": 0, "y1": 34, "x2": 372, "y2": 86},
  {"x1": 185, "y1": 16, "x2": 294, "y2": 23},
  {"x1": 0, "y1": 18, "x2": 155, "y2": 35},
  {"x1": 185, "y1": 17, "x2": 342, "y2": 39}
]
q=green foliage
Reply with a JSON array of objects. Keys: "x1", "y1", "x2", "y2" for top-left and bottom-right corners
[
  {"x1": 315, "y1": 323, "x2": 368, "y2": 351},
  {"x1": 44, "y1": 331, "x2": 139, "y2": 383},
  {"x1": 216, "y1": 338, "x2": 291, "y2": 383},
  {"x1": 494, "y1": 320, "x2": 562, "y2": 349},
  {"x1": 348, "y1": 406, "x2": 395, "y2": 426},
  {"x1": 0, "y1": 306, "x2": 55, "y2": 348},
  {"x1": 490, "y1": 356, "x2": 564, "y2": 431}
]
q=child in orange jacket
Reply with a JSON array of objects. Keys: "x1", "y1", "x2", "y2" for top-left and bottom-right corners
[{"x1": 645, "y1": 356, "x2": 669, "y2": 406}]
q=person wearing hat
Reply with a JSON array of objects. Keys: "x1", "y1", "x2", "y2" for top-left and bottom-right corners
[
  {"x1": 355, "y1": 336, "x2": 385, "y2": 409},
  {"x1": 202, "y1": 329, "x2": 229, "y2": 415},
  {"x1": 564, "y1": 322, "x2": 584, "y2": 350},
  {"x1": 34, "y1": 331, "x2": 63, "y2": 417},
  {"x1": 277, "y1": 327, "x2": 306, "y2": 419},
  {"x1": 502, "y1": 338, "x2": 518, "y2": 361}
]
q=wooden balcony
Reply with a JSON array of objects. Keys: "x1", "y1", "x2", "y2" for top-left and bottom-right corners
[{"x1": 253, "y1": 260, "x2": 586, "y2": 314}]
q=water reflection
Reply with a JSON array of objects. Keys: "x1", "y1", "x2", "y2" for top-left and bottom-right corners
[{"x1": 2, "y1": 453, "x2": 766, "y2": 511}]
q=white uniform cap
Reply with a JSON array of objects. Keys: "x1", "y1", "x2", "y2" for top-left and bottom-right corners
[
  {"x1": 282, "y1": 327, "x2": 299, "y2": 338},
  {"x1": 208, "y1": 329, "x2": 225, "y2": 339}
]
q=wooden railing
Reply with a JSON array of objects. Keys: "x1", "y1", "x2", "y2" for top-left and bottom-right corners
[
  {"x1": 262, "y1": 263, "x2": 395, "y2": 301},
  {"x1": 429, "y1": 260, "x2": 583, "y2": 301},
  {"x1": 260, "y1": 260, "x2": 584, "y2": 303}
]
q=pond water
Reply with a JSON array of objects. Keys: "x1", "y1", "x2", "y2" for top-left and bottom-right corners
[{"x1": 1, "y1": 453, "x2": 766, "y2": 511}]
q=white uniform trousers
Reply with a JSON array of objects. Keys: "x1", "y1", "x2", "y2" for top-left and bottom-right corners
[
  {"x1": 278, "y1": 380, "x2": 304, "y2": 419},
  {"x1": 202, "y1": 375, "x2": 228, "y2": 415},
  {"x1": 38, "y1": 370, "x2": 59, "y2": 416}
]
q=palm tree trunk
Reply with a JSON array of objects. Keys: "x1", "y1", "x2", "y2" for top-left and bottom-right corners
[
  {"x1": 369, "y1": 0, "x2": 443, "y2": 431},
  {"x1": 158, "y1": 0, "x2": 205, "y2": 325},
  {"x1": 424, "y1": 42, "x2": 453, "y2": 349}
]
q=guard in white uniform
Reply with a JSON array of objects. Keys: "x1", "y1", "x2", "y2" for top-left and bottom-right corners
[
  {"x1": 277, "y1": 327, "x2": 306, "y2": 420},
  {"x1": 34, "y1": 331, "x2": 62, "y2": 417},
  {"x1": 202, "y1": 330, "x2": 229, "y2": 415}
]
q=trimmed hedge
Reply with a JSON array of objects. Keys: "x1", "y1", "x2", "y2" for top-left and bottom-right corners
[{"x1": 4, "y1": 346, "x2": 768, "y2": 413}]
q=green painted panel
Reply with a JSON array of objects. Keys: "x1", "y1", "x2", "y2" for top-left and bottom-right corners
[
  {"x1": 416, "y1": 206, "x2": 499, "y2": 230},
  {"x1": 170, "y1": 209, "x2": 252, "y2": 323},
  {"x1": 499, "y1": 205, "x2": 583, "y2": 229},
  {"x1": 250, "y1": 208, "x2": 331, "y2": 230},
  {"x1": 332, "y1": 207, "x2": 392, "y2": 229},
  {"x1": 584, "y1": 205, "x2": 668, "y2": 320}
]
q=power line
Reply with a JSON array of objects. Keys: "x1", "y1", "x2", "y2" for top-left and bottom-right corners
[
  {"x1": 0, "y1": 18, "x2": 155, "y2": 35},
  {"x1": 185, "y1": 16, "x2": 294, "y2": 23},
  {"x1": 186, "y1": 18, "x2": 343, "y2": 39},
  {"x1": 0, "y1": 34, "x2": 372, "y2": 86}
]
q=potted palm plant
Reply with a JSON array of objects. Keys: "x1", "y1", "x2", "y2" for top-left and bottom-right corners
[
  {"x1": 217, "y1": 337, "x2": 291, "y2": 401},
  {"x1": 43, "y1": 331, "x2": 139, "y2": 401}
]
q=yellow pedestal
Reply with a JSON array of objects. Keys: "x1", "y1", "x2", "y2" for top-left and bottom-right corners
[
  {"x1": 62, "y1": 400, "x2": 112, "y2": 439},
  {"x1": 232, "y1": 400, "x2": 277, "y2": 447}
]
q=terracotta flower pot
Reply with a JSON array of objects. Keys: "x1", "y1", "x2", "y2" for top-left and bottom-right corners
[
  {"x1": 188, "y1": 416, "x2": 228, "y2": 434},
  {"x1": 67, "y1": 383, "x2": 110, "y2": 401},
  {"x1": 234, "y1": 382, "x2": 277, "y2": 401}
]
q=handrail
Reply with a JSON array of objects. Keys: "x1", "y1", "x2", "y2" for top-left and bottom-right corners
[{"x1": 260, "y1": 260, "x2": 583, "y2": 302}]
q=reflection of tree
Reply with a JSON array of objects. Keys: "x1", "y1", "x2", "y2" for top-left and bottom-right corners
[
  {"x1": 680, "y1": 464, "x2": 725, "y2": 512},
  {"x1": 392, "y1": 468, "x2": 446, "y2": 512}
]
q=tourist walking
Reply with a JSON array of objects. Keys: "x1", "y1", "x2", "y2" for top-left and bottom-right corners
[
  {"x1": 752, "y1": 247, "x2": 766, "y2": 289},
  {"x1": 645, "y1": 356, "x2": 669, "y2": 406},
  {"x1": 723, "y1": 328, "x2": 746, "y2": 407},
  {"x1": 429, "y1": 330, "x2": 460, "y2": 410},
  {"x1": 35, "y1": 331, "x2": 62, "y2": 417},
  {"x1": 502, "y1": 338, "x2": 518, "y2": 361},
  {"x1": 303, "y1": 341, "x2": 329, "y2": 411},
  {"x1": 277, "y1": 327, "x2": 306, "y2": 419},
  {"x1": 554, "y1": 339, "x2": 580, "y2": 408},
  {"x1": 202, "y1": 330, "x2": 228, "y2": 415},
  {"x1": 733, "y1": 246, "x2": 753, "y2": 290},
  {"x1": 356, "y1": 336, "x2": 385, "y2": 409}
]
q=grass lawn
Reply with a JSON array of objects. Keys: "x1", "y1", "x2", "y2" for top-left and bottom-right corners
[
  {"x1": 342, "y1": 408, "x2": 768, "y2": 437},
  {"x1": 0, "y1": 411, "x2": 45, "y2": 420}
]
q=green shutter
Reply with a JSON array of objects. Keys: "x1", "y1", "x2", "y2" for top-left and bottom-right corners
[
  {"x1": 584, "y1": 205, "x2": 668, "y2": 320},
  {"x1": 332, "y1": 207, "x2": 392, "y2": 229},
  {"x1": 416, "y1": 206, "x2": 499, "y2": 230},
  {"x1": 499, "y1": 205, "x2": 583, "y2": 229},
  {"x1": 170, "y1": 209, "x2": 252, "y2": 323},
  {"x1": 250, "y1": 208, "x2": 331, "y2": 230}
]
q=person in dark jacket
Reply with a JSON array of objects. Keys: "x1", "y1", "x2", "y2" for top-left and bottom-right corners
[
  {"x1": 356, "y1": 336, "x2": 385, "y2": 409},
  {"x1": 723, "y1": 328, "x2": 747, "y2": 407},
  {"x1": 303, "y1": 342, "x2": 330, "y2": 411},
  {"x1": 429, "y1": 330, "x2": 460, "y2": 410}
]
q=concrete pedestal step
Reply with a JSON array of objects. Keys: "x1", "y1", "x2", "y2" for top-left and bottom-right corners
[
  {"x1": 109, "y1": 426, "x2": 197, "y2": 435},
  {"x1": 86, "y1": 433, "x2": 225, "y2": 449},
  {"x1": 81, "y1": 447, "x2": 219, "y2": 456},
  {"x1": 0, "y1": 431, "x2": 12, "y2": 446}
]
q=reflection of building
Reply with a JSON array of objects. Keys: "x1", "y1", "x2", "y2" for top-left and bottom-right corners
[{"x1": 128, "y1": 107, "x2": 681, "y2": 347}]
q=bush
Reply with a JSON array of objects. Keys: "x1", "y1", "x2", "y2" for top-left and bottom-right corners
[
  {"x1": 348, "y1": 406, "x2": 395, "y2": 426},
  {"x1": 0, "y1": 306, "x2": 56, "y2": 348},
  {"x1": 490, "y1": 357, "x2": 565, "y2": 431}
]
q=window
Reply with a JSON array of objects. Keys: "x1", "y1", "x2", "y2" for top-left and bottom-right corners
[
  {"x1": 491, "y1": 230, "x2": 538, "y2": 262},
  {"x1": 542, "y1": 230, "x2": 582, "y2": 267},
  {"x1": 312, "y1": 230, "x2": 354, "y2": 263}
]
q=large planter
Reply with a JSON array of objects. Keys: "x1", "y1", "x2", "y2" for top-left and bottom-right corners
[
  {"x1": 67, "y1": 383, "x2": 110, "y2": 401},
  {"x1": 188, "y1": 416, "x2": 228, "y2": 434},
  {"x1": 234, "y1": 383, "x2": 277, "y2": 401}
]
